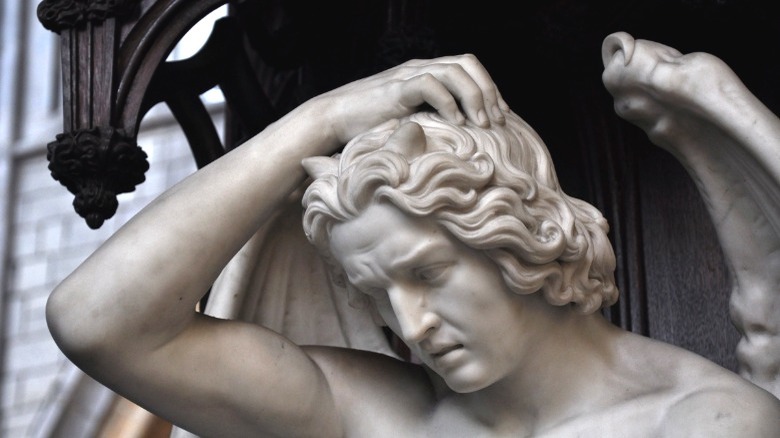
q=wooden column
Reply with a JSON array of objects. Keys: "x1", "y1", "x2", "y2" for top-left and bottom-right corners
[{"x1": 38, "y1": 0, "x2": 149, "y2": 229}]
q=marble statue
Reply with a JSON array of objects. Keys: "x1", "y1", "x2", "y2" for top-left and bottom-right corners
[
  {"x1": 46, "y1": 32, "x2": 780, "y2": 437},
  {"x1": 601, "y1": 32, "x2": 780, "y2": 399}
]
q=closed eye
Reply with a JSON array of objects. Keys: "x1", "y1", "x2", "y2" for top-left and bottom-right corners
[{"x1": 414, "y1": 263, "x2": 451, "y2": 282}]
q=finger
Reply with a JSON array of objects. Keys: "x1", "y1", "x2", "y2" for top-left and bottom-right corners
[
  {"x1": 404, "y1": 54, "x2": 504, "y2": 125},
  {"x1": 397, "y1": 73, "x2": 465, "y2": 125},
  {"x1": 497, "y1": 89, "x2": 510, "y2": 112},
  {"x1": 450, "y1": 54, "x2": 505, "y2": 124},
  {"x1": 401, "y1": 62, "x2": 489, "y2": 126}
]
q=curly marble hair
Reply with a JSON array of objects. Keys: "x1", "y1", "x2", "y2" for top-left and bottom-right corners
[{"x1": 301, "y1": 110, "x2": 617, "y2": 314}]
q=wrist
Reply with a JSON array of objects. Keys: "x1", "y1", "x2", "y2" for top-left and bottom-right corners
[
  {"x1": 241, "y1": 97, "x2": 342, "y2": 162},
  {"x1": 278, "y1": 96, "x2": 343, "y2": 157}
]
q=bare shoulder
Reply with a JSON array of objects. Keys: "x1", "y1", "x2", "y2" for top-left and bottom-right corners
[
  {"x1": 615, "y1": 333, "x2": 780, "y2": 437},
  {"x1": 660, "y1": 383, "x2": 780, "y2": 438}
]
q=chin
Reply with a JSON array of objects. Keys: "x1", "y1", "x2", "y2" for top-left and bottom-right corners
[{"x1": 442, "y1": 365, "x2": 497, "y2": 394}]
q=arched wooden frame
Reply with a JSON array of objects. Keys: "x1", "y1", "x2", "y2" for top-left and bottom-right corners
[{"x1": 38, "y1": 0, "x2": 233, "y2": 229}]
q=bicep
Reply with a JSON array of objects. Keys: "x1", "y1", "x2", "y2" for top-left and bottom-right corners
[{"x1": 109, "y1": 314, "x2": 343, "y2": 438}]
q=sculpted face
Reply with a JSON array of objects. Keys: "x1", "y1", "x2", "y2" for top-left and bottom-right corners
[{"x1": 329, "y1": 202, "x2": 554, "y2": 393}]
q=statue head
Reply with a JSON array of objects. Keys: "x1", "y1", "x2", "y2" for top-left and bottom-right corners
[{"x1": 302, "y1": 110, "x2": 617, "y2": 316}]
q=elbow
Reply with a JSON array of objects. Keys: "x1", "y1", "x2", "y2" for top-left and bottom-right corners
[
  {"x1": 46, "y1": 284, "x2": 82, "y2": 355},
  {"x1": 46, "y1": 282, "x2": 106, "y2": 365}
]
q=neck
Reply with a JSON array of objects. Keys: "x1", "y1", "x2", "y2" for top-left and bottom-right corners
[{"x1": 434, "y1": 308, "x2": 626, "y2": 433}]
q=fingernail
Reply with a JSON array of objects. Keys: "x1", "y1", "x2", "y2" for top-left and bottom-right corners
[
  {"x1": 477, "y1": 109, "x2": 488, "y2": 127},
  {"x1": 491, "y1": 105, "x2": 505, "y2": 124}
]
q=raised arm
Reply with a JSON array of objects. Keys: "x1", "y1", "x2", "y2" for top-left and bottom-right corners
[
  {"x1": 601, "y1": 31, "x2": 780, "y2": 398},
  {"x1": 45, "y1": 54, "x2": 507, "y2": 437}
]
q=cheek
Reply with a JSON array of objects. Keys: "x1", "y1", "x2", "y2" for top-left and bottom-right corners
[{"x1": 470, "y1": 294, "x2": 528, "y2": 348}]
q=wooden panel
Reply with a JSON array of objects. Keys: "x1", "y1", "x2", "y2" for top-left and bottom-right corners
[{"x1": 638, "y1": 142, "x2": 739, "y2": 371}]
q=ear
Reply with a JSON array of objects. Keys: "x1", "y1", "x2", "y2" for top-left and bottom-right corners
[{"x1": 301, "y1": 156, "x2": 339, "y2": 179}]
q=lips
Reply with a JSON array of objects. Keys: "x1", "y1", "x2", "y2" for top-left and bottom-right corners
[{"x1": 430, "y1": 344, "x2": 463, "y2": 358}]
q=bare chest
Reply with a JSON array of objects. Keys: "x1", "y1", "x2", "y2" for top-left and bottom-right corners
[{"x1": 347, "y1": 393, "x2": 671, "y2": 438}]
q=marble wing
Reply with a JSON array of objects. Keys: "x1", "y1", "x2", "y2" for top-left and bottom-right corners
[{"x1": 602, "y1": 32, "x2": 780, "y2": 398}]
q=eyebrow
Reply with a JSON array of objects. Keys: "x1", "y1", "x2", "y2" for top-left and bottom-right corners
[{"x1": 390, "y1": 240, "x2": 451, "y2": 271}]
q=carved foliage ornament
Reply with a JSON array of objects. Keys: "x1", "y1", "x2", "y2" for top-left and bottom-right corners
[
  {"x1": 47, "y1": 127, "x2": 149, "y2": 229},
  {"x1": 37, "y1": 0, "x2": 139, "y2": 33}
]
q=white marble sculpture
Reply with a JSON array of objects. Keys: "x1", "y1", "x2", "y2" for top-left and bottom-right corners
[
  {"x1": 601, "y1": 32, "x2": 780, "y2": 398},
  {"x1": 47, "y1": 32, "x2": 780, "y2": 437}
]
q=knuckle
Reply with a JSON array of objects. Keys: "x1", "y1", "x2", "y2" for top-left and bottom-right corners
[
  {"x1": 415, "y1": 72, "x2": 438, "y2": 85},
  {"x1": 457, "y1": 53, "x2": 478, "y2": 64}
]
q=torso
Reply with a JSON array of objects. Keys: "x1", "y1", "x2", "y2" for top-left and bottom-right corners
[
  {"x1": 307, "y1": 331, "x2": 780, "y2": 438},
  {"x1": 328, "y1": 382, "x2": 685, "y2": 437}
]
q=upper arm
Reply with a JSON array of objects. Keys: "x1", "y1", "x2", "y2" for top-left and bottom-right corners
[
  {"x1": 660, "y1": 387, "x2": 780, "y2": 438},
  {"x1": 96, "y1": 314, "x2": 344, "y2": 438},
  {"x1": 304, "y1": 345, "x2": 434, "y2": 435}
]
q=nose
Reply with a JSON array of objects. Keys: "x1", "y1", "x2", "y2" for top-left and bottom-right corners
[
  {"x1": 388, "y1": 285, "x2": 440, "y2": 343},
  {"x1": 602, "y1": 31, "x2": 636, "y2": 68}
]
